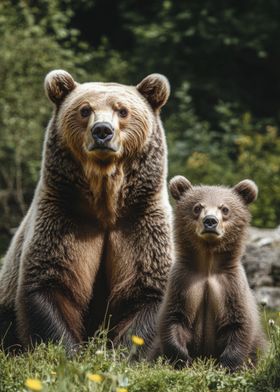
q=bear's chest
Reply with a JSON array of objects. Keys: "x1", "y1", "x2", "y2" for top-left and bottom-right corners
[
  {"x1": 84, "y1": 163, "x2": 124, "y2": 228},
  {"x1": 185, "y1": 274, "x2": 226, "y2": 356}
]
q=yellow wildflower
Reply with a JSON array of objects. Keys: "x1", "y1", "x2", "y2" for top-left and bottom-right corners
[
  {"x1": 50, "y1": 371, "x2": 56, "y2": 376},
  {"x1": 87, "y1": 373, "x2": 104, "y2": 383},
  {"x1": 131, "y1": 335, "x2": 144, "y2": 346},
  {"x1": 116, "y1": 388, "x2": 128, "y2": 392},
  {"x1": 25, "y1": 378, "x2": 43, "y2": 391}
]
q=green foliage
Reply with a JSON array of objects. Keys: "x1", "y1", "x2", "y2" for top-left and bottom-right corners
[
  {"x1": 118, "y1": 0, "x2": 280, "y2": 227},
  {"x1": 217, "y1": 106, "x2": 280, "y2": 228},
  {"x1": 122, "y1": 0, "x2": 280, "y2": 114},
  {"x1": 166, "y1": 85, "x2": 280, "y2": 227},
  {"x1": 166, "y1": 82, "x2": 235, "y2": 185}
]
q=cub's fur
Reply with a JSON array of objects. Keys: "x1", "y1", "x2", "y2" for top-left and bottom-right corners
[
  {"x1": 0, "y1": 70, "x2": 173, "y2": 354},
  {"x1": 150, "y1": 176, "x2": 267, "y2": 370}
]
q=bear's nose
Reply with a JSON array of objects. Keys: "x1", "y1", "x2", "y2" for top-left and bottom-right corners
[
  {"x1": 203, "y1": 215, "x2": 218, "y2": 230},
  {"x1": 91, "y1": 122, "x2": 114, "y2": 142}
]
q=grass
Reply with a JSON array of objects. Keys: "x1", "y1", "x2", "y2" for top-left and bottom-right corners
[{"x1": 0, "y1": 313, "x2": 280, "y2": 392}]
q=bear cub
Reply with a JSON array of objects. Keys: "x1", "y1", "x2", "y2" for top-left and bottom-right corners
[{"x1": 150, "y1": 176, "x2": 267, "y2": 371}]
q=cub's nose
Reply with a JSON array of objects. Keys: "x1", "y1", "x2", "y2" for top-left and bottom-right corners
[
  {"x1": 91, "y1": 122, "x2": 114, "y2": 142},
  {"x1": 203, "y1": 215, "x2": 218, "y2": 230}
]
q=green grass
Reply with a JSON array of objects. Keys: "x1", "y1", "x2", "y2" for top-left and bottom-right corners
[{"x1": 1, "y1": 314, "x2": 280, "y2": 392}]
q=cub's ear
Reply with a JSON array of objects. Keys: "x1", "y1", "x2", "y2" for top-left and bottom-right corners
[
  {"x1": 137, "y1": 73, "x2": 170, "y2": 110},
  {"x1": 233, "y1": 179, "x2": 258, "y2": 205},
  {"x1": 44, "y1": 70, "x2": 77, "y2": 105},
  {"x1": 169, "y1": 176, "x2": 193, "y2": 201}
]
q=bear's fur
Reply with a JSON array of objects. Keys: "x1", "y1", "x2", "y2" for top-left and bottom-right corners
[
  {"x1": 0, "y1": 70, "x2": 173, "y2": 354},
  {"x1": 150, "y1": 176, "x2": 267, "y2": 370}
]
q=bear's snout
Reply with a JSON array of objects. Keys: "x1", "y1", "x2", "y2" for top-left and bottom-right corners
[
  {"x1": 203, "y1": 215, "x2": 219, "y2": 231},
  {"x1": 91, "y1": 122, "x2": 114, "y2": 143}
]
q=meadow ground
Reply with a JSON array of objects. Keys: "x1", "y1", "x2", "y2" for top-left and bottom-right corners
[{"x1": 0, "y1": 310, "x2": 280, "y2": 392}]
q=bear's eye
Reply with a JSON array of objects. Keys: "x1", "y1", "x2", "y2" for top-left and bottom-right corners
[
  {"x1": 193, "y1": 204, "x2": 202, "y2": 215},
  {"x1": 118, "y1": 108, "x2": 128, "y2": 118},
  {"x1": 80, "y1": 106, "x2": 92, "y2": 118},
  {"x1": 222, "y1": 206, "x2": 229, "y2": 215}
]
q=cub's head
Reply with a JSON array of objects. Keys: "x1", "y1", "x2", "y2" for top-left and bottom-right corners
[
  {"x1": 44, "y1": 70, "x2": 170, "y2": 167},
  {"x1": 169, "y1": 176, "x2": 258, "y2": 249}
]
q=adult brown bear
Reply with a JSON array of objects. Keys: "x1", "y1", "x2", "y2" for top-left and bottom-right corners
[{"x1": 0, "y1": 70, "x2": 173, "y2": 355}]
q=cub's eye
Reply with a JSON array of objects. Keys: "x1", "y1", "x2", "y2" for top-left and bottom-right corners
[
  {"x1": 222, "y1": 206, "x2": 229, "y2": 215},
  {"x1": 193, "y1": 204, "x2": 202, "y2": 215},
  {"x1": 80, "y1": 106, "x2": 92, "y2": 118},
  {"x1": 118, "y1": 108, "x2": 128, "y2": 118}
]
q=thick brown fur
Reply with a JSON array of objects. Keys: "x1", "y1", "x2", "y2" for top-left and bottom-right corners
[
  {"x1": 0, "y1": 70, "x2": 172, "y2": 355},
  {"x1": 149, "y1": 176, "x2": 267, "y2": 371}
]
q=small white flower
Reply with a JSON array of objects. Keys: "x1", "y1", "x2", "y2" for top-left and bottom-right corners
[
  {"x1": 95, "y1": 350, "x2": 104, "y2": 355},
  {"x1": 268, "y1": 319, "x2": 275, "y2": 327},
  {"x1": 260, "y1": 297, "x2": 268, "y2": 307}
]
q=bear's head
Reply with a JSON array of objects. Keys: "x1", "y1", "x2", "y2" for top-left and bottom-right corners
[
  {"x1": 44, "y1": 70, "x2": 170, "y2": 170},
  {"x1": 169, "y1": 176, "x2": 258, "y2": 250}
]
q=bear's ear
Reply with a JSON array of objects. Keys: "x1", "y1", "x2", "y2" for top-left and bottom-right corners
[
  {"x1": 44, "y1": 70, "x2": 77, "y2": 105},
  {"x1": 137, "y1": 74, "x2": 170, "y2": 110},
  {"x1": 233, "y1": 179, "x2": 258, "y2": 205},
  {"x1": 169, "y1": 176, "x2": 193, "y2": 201}
]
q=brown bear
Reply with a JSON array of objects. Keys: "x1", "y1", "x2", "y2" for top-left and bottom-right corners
[
  {"x1": 149, "y1": 176, "x2": 267, "y2": 370},
  {"x1": 0, "y1": 70, "x2": 173, "y2": 355}
]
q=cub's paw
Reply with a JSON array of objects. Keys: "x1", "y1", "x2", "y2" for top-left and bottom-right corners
[{"x1": 219, "y1": 353, "x2": 242, "y2": 372}]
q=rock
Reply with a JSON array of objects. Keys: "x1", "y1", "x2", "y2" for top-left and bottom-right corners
[
  {"x1": 243, "y1": 226, "x2": 280, "y2": 309},
  {"x1": 254, "y1": 287, "x2": 280, "y2": 310}
]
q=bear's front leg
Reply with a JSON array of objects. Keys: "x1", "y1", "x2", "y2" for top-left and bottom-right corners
[
  {"x1": 16, "y1": 288, "x2": 81, "y2": 354},
  {"x1": 14, "y1": 215, "x2": 103, "y2": 353},
  {"x1": 0, "y1": 305, "x2": 21, "y2": 353},
  {"x1": 218, "y1": 276, "x2": 256, "y2": 371},
  {"x1": 110, "y1": 297, "x2": 162, "y2": 354},
  {"x1": 152, "y1": 316, "x2": 193, "y2": 368},
  {"x1": 149, "y1": 275, "x2": 193, "y2": 367},
  {"x1": 14, "y1": 190, "x2": 109, "y2": 351},
  {"x1": 218, "y1": 324, "x2": 253, "y2": 371},
  {"x1": 108, "y1": 207, "x2": 172, "y2": 355}
]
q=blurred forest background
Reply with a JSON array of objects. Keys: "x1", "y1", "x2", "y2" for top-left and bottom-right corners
[{"x1": 1, "y1": 0, "x2": 280, "y2": 254}]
